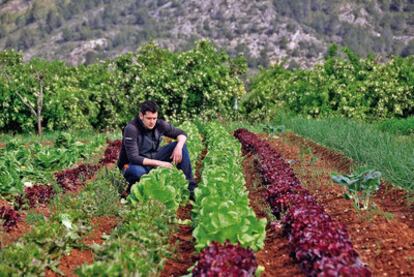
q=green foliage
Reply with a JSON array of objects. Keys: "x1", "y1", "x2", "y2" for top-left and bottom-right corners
[
  {"x1": 332, "y1": 169, "x2": 381, "y2": 210},
  {"x1": 111, "y1": 40, "x2": 246, "y2": 122},
  {"x1": 0, "y1": 55, "x2": 104, "y2": 133},
  {"x1": 128, "y1": 167, "x2": 189, "y2": 211},
  {"x1": 280, "y1": 116, "x2": 414, "y2": 191},
  {"x1": 243, "y1": 47, "x2": 414, "y2": 121},
  {"x1": 193, "y1": 122, "x2": 266, "y2": 251},
  {"x1": 374, "y1": 117, "x2": 414, "y2": 136},
  {"x1": 77, "y1": 200, "x2": 175, "y2": 276},
  {"x1": 0, "y1": 218, "x2": 89, "y2": 275},
  {"x1": 0, "y1": 133, "x2": 106, "y2": 196},
  {"x1": 0, "y1": 159, "x2": 122, "y2": 275},
  {"x1": 79, "y1": 169, "x2": 122, "y2": 217},
  {"x1": 0, "y1": 40, "x2": 245, "y2": 133},
  {"x1": 178, "y1": 121, "x2": 204, "y2": 170}
]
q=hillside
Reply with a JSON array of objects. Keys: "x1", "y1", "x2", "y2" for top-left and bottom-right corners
[{"x1": 0, "y1": 0, "x2": 413, "y2": 67}]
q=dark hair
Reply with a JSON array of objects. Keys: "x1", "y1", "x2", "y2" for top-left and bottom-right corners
[{"x1": 140, "y1": 100, "x2": 159, "y2": 115}]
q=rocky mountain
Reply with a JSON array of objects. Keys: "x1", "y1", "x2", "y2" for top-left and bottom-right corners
[{"x1": 0, "y1": 0, "x2": 413, "y2": 67}]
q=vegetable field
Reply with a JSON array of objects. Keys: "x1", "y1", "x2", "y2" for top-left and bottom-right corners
[
  {"x1": 1, "y1": 42, "x2": 413, "y2": 276},
  {"x1": 1, "y1": 121, "x2": 413, "y2": 276}
]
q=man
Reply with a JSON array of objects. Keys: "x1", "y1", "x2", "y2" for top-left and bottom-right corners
[{"x1": 117, "y1": 100, "x2": 197, "y2": 199}]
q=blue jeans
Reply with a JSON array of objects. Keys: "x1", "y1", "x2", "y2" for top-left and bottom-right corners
[{"x1": 123, "y1": 142, "x2": 194, "y2": 187}]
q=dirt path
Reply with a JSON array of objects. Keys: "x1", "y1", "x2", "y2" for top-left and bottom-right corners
[
  {"x1": 160, "y1": 148, "x2": 207, "y2": 276},
  {"x1": 160, "y1": 204, "x2": 197, "y2": 277},
  {"x1": 242, "y1": 152, "x2": 303, "y2": 277},
  {"x1": 266, "y1": 133, "x2": 414, "y2": 276}
]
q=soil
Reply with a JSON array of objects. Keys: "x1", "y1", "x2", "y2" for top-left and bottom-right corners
[
  {"x1": 0, "y1": 199, "x2": 10, "y2": 207},
  {"x1": 45, "y1": 216, "x2": 118, "y2": 277},
  {"x1": 242, "y1": 152, "x2": 303, "y2": 277},
  {"x1": 0, "y1": 212, "x2": 31, "y2": 248},
  {"x1": 32, "y1": 205, "x2": 52, "y2": 218},
  {"x1": 160, "y1": 204, "x2": 197, "y2": 277},
  {"x1": 285, "y1": 132, "x2": 414, "y2": 229},
  {"x1": 45, "y1": 249, "x2": 94, "y2": 277},
  {"x1": 262, "y1": 133, "x2": 414, "y2": 276},
  {"x1": 82, "y1": 216, "x2": 118, "y2": 245}
]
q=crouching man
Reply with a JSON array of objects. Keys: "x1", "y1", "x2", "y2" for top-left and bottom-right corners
[{"x1": 117, "y1": 100, "x2": 197, "y2": 199}]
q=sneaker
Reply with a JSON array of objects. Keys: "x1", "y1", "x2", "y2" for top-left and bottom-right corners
[{"x1": 188, "y1": 181, "x2": 197, "y2": 201}]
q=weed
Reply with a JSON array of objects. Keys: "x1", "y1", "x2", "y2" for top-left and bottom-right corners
[{"x1": 25, "y1": 212, "x2": 45, "y2": 225}]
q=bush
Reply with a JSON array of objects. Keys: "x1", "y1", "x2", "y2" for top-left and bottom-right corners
[
  {"x1": 242, "y1": 46, "x2": 414, "y2": 121},
  {"x1": 374, "y1": 117, "x2": 414, "y2": 135}
]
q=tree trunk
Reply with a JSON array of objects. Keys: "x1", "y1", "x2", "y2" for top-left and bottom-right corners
[{"x1": 37, "y1": 116, "x2": 42, "y2": 136}]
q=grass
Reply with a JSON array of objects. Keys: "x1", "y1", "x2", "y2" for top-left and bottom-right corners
[
  {"x1": 373, "y1": 117, "x2": 414, "y2": 136},
  {"x1": 276, "y1": 116, "x2": 414, "y2": 191}
]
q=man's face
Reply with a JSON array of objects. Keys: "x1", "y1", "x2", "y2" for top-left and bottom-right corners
[{"x1": 139, "y1": 111, "x2": 158, "y2": 129}]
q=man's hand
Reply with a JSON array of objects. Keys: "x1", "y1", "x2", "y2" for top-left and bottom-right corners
[
  {"x1": 158, "y1": 161, "x2": 173, "y2": 169},
  {"x1": 170, "y1": 145, "x2": 183, "y2": 165}
]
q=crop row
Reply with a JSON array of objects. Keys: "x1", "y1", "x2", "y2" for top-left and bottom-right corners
[
  {"x1": 0, "y1": 140, "x2": 121, "y2": 232},
  {"x1": 191, "y1": 122, "x2": 266, "y2": 275},
  {"x1": 234, "y1": 128, "x2": 371, "y2": 277},
  {"x1": 0, "y1": 133, "x2": 107, "y2": 197}
]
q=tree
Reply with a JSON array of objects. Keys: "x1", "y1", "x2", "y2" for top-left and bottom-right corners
[{"x1": 1, "y1": 57, "x2": 64, "y2": 135}]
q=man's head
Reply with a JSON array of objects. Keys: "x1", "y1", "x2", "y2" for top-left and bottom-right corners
[{"x1": 139, "y1": 100, "x2": 159, "y2": 130}]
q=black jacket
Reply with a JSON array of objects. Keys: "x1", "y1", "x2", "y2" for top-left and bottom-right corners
[{"x1": 117, "y1": 118, "x2": 186, "y2": 170}]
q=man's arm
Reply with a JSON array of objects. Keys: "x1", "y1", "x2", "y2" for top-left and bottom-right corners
[
  {"x1": 143, "y1": 134, "x2": 186, "y2": 167},
  {"x1": 124, "y1": 124, "x2": 145, "y2": 165},
  {"x1": 142, "y1": 158, "x2": 173, "y2": 168},
  {"x1": 171, "y1": 134, "x2": 187, "y2": 164}
]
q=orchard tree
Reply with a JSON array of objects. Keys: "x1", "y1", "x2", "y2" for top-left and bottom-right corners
[{"x1": 1, "y1": 53, "x2": 65, "y2": 135}]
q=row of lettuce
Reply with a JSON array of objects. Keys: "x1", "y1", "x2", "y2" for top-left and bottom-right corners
[
  {"x1": 235, "y1": 128, "x2": 371, "y2": 276},
  {"x1": 0, "y1": 132, "x2": 106, "y2": 197},
  {"x1": 192, "y1": 122, "x2": 266, "y2": 274}
]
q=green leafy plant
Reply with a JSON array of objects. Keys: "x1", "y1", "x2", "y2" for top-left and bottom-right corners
[
  {"x1": 77, "y1": 200, "x2": 175, "y2": 276},
  {"x1": 332, "y1": 169, "x2": 381, "y2": 210},
  {"x1": 128, "y1": 167, "x2": 188, "y2": 212},
  {"x1": 192, "y1": 122, "x2": 266, "y2": 251}
]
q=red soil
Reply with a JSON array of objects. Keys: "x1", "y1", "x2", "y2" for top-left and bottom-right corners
[
  {"x1": 46, "y1": 216, "x2": 118, "y2": 277},
  {"x1": 82, "y1": 216, "x2": 118, "y2": 245},
  {"x1": 161, "y1": 204, "x2": 198, "y2": 277},
  {"x1": 45, "y1": 249, "x2": 94, "y2": 277},
  {"x1": 265, "y1": 133, "x2": 414, "y2": 276},
  {"x1": 32, "y1": 205, "x2": 52, "y2": 218},
  {"x1": 0, "y1": 212, "x2": 30, "y2": 248}
]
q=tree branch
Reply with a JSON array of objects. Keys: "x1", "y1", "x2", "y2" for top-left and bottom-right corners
[{"x1": 15, "y1": 90, "x2": 37, "y2": 117}]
